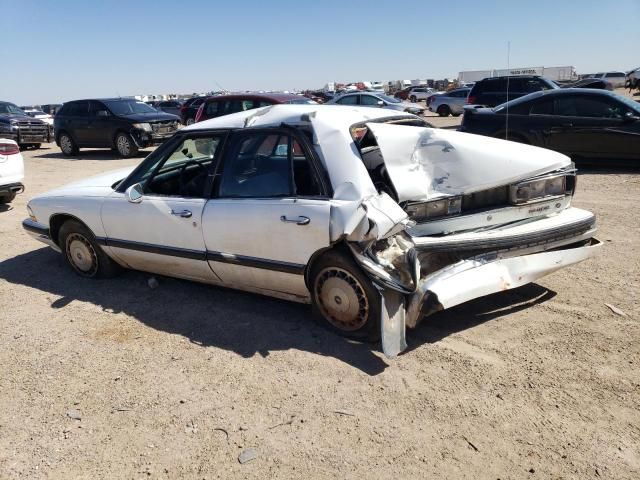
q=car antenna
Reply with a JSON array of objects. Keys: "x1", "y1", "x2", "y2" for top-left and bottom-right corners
[{"x1": 505, "y1": 40, "x2": 510, "y2": 140}]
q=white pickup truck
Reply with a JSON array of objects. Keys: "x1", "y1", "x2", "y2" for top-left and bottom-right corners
[{"x1": 0, "y1": 139, "x2": 24, "y2": 204}]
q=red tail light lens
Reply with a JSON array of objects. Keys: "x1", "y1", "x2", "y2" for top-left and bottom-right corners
[
  {"x1": 0, "y1": 142, "x2": 20, "y2": 155},
  {"x1": 467, "y1": 96, "x2": 476, "y2": 104},
  {"x1": 195, "y1": 103, "x2": 205, "y2": 123}
]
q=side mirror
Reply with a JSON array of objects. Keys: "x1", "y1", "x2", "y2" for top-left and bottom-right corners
[
  {"x1": 623, "y1": 111, "x2": 639, "y2": 122},
  {"x1": 125, "y1": 183, "x2": 143, "y2": 203},
  {"x1": 377, "y1": 100, "x2": 385, "y2": 107}
]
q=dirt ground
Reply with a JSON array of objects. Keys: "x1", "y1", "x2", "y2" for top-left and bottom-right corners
[{"x1": 1, "y1": 121, "x2": 639, "y2": 479}]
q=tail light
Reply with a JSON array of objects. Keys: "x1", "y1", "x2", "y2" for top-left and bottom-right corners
[
  {"x1": 0, "y1": 142, "x2": 20, "y2": 156},
  {"x1": 195, "y1": 103, "x2": 205, "y2": 123},
  {"x1": 467, "y1": 96, "x2": 476, "y2": 104}
]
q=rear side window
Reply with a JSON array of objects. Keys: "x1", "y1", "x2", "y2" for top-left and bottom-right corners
[
  {"x1": 205, "y1": 101, "x2": 220, "y2": 117},
  {"x1": 218, "y1": 132, "x2": 322, "y2": 198},
  {"x1": 337, "y1": 95, "x2": 358, "y2": 105},
  {"x1": 478, "y1": 79, "x2": 506, "y2": 93},
  {"x1": 605, "y1": 72, "x2": 623, "y2": 78},
  {"x1": 522, "y1": 78, "x2": 550, "y2": 93},
  {"x1": 530, "y1": 98, "x2": 555, "y2": 115},
  {"x1": 62, "y1": 102, "x2": 88, "y2": 116}
]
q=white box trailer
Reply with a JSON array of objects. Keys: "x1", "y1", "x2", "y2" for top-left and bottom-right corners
[{"x1": 459, "y1": 66, "x2": 577, "y2": 83}]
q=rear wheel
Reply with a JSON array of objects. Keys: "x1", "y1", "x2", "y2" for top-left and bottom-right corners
[
  {"x1": 409, "y1": 95, "x2": 417, "y2": 103},
  {"x1": 59, "y1": 133, "x2": 78, "y2": 156},
  {"x1": 115, "y1": 132, "x2": 139, "y2": 158},
  {"x1": 310, "y1": 250, "x2": 381, "y2": 342},
  {"x1": 437, "y1": 105, "x2": 451, "y2": 117},
  {"x1": 59, "y1": 220, "x2": 121, "y2": 278},
  {"x1": 185, "y1": 117, "x2": 195, "y2": 126}
]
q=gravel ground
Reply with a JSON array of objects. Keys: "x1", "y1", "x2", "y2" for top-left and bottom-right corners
[{"x1": 0, "y1": 132, "x2": 638, "y2": 479}]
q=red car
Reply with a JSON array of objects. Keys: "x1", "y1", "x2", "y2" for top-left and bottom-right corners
[{"x1": 195, "y1": 93, "x2": 316, "y2": 123}]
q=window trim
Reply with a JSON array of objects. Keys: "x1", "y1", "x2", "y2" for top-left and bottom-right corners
[{"x1": 116, "y1": 130, "x2": 230, "y2": 197}]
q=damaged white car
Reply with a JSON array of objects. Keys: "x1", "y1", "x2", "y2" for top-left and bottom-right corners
[{"x1": 23, "y1": 105, "x2": 600, "y2": 356}]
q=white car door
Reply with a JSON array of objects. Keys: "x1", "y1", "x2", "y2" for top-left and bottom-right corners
[
  {"x1": 101, "y1": 134, "x2": 225, "y2": 283},
  {"x1": 202, "y1": 129, "x2": 331, "y2": 299}
]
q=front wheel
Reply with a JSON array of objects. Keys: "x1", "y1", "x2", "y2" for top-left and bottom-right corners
[
  {"x1": 310, "y1": 250, "x2": 381, "y2": 342},
  {"x1": 409, "y1": 95, "x2": 417, "y2": 103},
  {"x1": 115, "y1": 132, "x2": 139, "y2": 158},
  {"x1": 185, "y1": 117, "x2": 195, "y2": 126},
  {"x1": 59, "y1": 220, "x2": 121, "y2": 278}
]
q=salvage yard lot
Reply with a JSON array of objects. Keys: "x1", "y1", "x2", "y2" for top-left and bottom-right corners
[{"x1": 1, "y1": 135, "x2": 639, "y2": 479}]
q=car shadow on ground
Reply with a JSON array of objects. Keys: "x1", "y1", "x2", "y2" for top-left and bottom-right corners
[
  {"x1": 0, "y1": 204, "x2": 14, "y2": 213},
  {"x1": 0, "y1": 247, "x2": 556, "y2": 375},
  {"x1": 31, "y1": 148, "x2": 150, "y2": 161}
]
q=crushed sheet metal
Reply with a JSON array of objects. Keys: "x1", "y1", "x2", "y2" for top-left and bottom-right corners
[
  {"x1": 379, "y1": 288, "x2": 408, "y2": 357},
  {"x1": 405, "y1": 239, "x2": 602, "y2": 328},
  {"x1": 366, "y1": 122, "x2": 571, "y2": 203}
]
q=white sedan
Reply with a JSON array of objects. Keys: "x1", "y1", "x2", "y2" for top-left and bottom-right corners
[
  {"x1": 0, "y1": 139, "x2": 25, "y2": 203},
  {"x1": 23, "y1": 105, "x2": 600, "y2": 357}
]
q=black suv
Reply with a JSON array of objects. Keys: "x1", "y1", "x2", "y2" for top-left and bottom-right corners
[
  {"x1": 0, "y1": 101, "x2": 50, "y2": 149},
  {"x1": 467, "y1": 76, "x2": 558, "y2": 107},
  {"x1": 55, "y1": 98, "x2": 180, "y2": 157}
]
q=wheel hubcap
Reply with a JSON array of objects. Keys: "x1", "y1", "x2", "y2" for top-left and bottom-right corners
[
  {"x1": 315, "y1": 267, "x2": 369, "y2": 331},
  {"x1": 61, "y1": 135, "x2": 72, "y2": 153},
  {"x1": 66, "y1": 233, "x2": 98, "y2": 275},
  {"x1": 117, "y1": 135, "x2": 130, "y2": 155}
]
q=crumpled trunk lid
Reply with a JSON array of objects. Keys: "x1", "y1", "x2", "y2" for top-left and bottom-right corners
[{"x1": 366, "y1": 123, "x2": 571, "y2": 203}]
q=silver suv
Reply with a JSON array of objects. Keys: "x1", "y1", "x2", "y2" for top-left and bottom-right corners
[
  {"x1": 327, "y1": 92, "x2": 425, "y2": 115},
  {"x1": 428, "y1": 88, "x2": 471, "y2": 117},
  {"x1": 407, "y1": 87, "x2": 435, "y2": 103}
]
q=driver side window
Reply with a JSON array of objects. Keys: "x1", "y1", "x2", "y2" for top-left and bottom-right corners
[{"x1": 144, "y1": 136, "x2": 222, "y2": 198}]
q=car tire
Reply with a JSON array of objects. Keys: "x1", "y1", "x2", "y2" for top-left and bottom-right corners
[
  {"x1": 452, "y1": 113, "x2": 461, "y2": 117},
  {"x1": 0, "y1": 192, "x2": 17, "y2": 204},
  {"x1": 59, "y1": 133, "x2": 78, "y2": 156},
  {"x1": 115, "y1": 132, "x2": 139, "y2": 158},
  {"x1": 59, "y1": 220, "x2": 121, "y2": 279},
  {"x1": 185, "y1": 117, "x2": 195, "y2": 126},
  {"x1": 310, "y1": 249, "x2": 381, "y2": 342},
  {"x1": 437, "y1": 105, "x2": 451, "y2": 117},
  {"x1": 410, "y1": 95, "x2": 417, "y2": 103}
]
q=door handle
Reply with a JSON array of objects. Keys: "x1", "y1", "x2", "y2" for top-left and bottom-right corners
[
  {"x1": 280, "y1": 215, "x2": 310, "y2": 225},
  {"x1": 171, "y1": 209, "x2": 192, "y2": 218}
]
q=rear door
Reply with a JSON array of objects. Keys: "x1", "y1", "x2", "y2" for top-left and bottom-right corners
[
  {"x1": 65, "y1": 101, "x2": 91, "y2": 145},
  {"x1": 87, "y1": 100, "x2": 112, "y2": 146},
  {"x1": 202, "y1": 128, "x2": 331, "y2": 298}
]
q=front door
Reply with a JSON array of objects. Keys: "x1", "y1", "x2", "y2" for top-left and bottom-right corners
[
  {"x1": 202, "y1": 128, "x2": 332, "y2": 299},
  {"x1": 101, "y1": 133, "x2": 225, "y2": 282}
]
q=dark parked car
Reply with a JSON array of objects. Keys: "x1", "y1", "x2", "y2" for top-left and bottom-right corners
[
  {"x1": 467, "y1": 75, "x2": 558, "y2": 107},
  {"x1": 0, "y1": 101, "x2": 50, "y2": 149},
  {"x1": 194, "y1": 93, "x2": 316, "y2": 123},
  {"x1": 460, "y1": 89, "x2": 640, "y2": 163},
  {"x1": 561, "y1": 78, "x2": 613, "y2": 90},
  {"x1": 54, "y1": 98, "x2": 180, "y2": 158},
  {"x1": 146, "y1": 99, "x2": 183, "y2": 118},
  {"x1": 179, "y1": 97, "x2": 207, "y2": 125}
]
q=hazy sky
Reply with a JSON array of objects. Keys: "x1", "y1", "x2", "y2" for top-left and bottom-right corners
[{"x1": 2, "y1": 0, "x2": 638, "y2": 104}]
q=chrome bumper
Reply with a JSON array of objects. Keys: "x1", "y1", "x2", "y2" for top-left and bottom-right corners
[{"x1": 22, "y1": 218, "x2": 60, "y2": 252}]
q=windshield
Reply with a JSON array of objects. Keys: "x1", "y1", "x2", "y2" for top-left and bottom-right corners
[
  {"x1": 104, "y1": 100, "x2": 157, "y2": 115},
  {"x1": 377, "y1": 94, "x2": 401, "y2": 104},
  {"x1": 0, "y1": 102, "x2": 26, "y2": 115}
]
